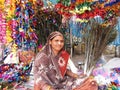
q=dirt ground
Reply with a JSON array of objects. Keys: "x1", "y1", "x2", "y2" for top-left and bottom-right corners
[
  {"x1": 72, "y1": 53, "x2": 116, "y2": 67},
  {"x1": 71, "y1": 44, "x2": 118, "y2": 67}
]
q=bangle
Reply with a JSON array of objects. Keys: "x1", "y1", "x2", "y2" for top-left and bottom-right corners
[{"x1": 47, "y1": 85, "x2": 51, "y2": 90}]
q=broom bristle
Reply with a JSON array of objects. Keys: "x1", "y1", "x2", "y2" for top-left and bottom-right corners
[{"x1": 83, "y1": 19, "x2": 118, "y2": 76}]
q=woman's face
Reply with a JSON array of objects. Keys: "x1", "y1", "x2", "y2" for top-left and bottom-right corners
[{"x1": 49, "y1": 35, "x2": 64, "y2": 55}]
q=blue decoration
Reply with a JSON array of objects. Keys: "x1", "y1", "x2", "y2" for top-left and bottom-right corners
[
  {"x1": 94, "y1": 16, "x2": 103, "y2": 24},
  {"x1": 69, "y1": 17, "x2": 82, "y2": 38},
  {"x1": 71, "y1": 0, "x2": 76, "y2": 3},
  {"x1": 112, "y1": 17, "x2": 120, "y2": 46},
  {"x1": 104, "y1": 0, "x2": 120, "y2": 7}
]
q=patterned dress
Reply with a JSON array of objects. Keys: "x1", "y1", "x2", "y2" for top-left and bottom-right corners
[{"x1": 34, "y1": 50, "x2": 77, "y2": 90}]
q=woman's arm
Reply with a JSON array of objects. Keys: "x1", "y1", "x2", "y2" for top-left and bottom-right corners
[
  {"x1": 66, "y1": 58, "x2": 79, "y2": 79},
  {"x1": 66, "y1": 69, "x2": 79, "y2": 79},
  {"x1": 68, "y1": 58, "x2": 79, "y2": 74},
  {"x1": 66, "y1": 58, "x2": 86, "y2": 79}
]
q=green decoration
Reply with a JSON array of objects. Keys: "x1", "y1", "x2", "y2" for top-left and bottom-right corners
[
  {"x1": 56, "y1": 0, "x2": 71, "y2": 6},
  {"x1": 111, "y1": 85, "x2": 118, "y2": 90}
]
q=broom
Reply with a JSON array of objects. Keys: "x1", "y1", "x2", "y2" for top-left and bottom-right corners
[{"x1": 82, "y1": 18, "x2": 118, "y2": 76}]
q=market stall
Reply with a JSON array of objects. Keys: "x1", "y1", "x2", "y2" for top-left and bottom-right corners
[
  {"x1": 0, "y1": 0, "x2": 37, "y2": 89},
  {"x1": 0, "y1": 0, "x2": 120, "y2": 89}
]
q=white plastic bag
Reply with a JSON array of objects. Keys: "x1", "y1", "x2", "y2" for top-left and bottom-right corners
[{"x1": 4, "y1": 52, "x2": 19, "y2": 64}]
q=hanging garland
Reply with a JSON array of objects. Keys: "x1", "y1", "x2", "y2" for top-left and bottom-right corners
[
  {"x1": 0, "y1": 11, "x2": 6, "y2": 44},
  {"x1": 14, "y1": 1, "x2": 38, "y2": 50},
  {"x1": 0, "y1": 0, "x2": 37, "y2": 89},
  {"x1": 55, "y1": 0, "x2": 120, "y2": 23}
]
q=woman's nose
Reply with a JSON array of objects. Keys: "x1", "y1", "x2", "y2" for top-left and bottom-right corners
[
  {"x1": 58, "y1": 41, "x2": 64, "y2": 45},
  {"x1": 58, "y1": 41, "x2": 61, "y2": 44}
]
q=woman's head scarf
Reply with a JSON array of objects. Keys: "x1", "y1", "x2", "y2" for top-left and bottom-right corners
[
  {"x1": 47, "y1": 31, "x2": 63, "y2": 42},
  {"x1": 42, "y1": 31, "x2": 64, "y2": 56}
]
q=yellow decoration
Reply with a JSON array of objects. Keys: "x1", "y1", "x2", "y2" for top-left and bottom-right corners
[
  {"x1": 70, "y1": 6, "x2": 91, "y2": 15},
  {"x1": 0, "y1": 0, "x2": 5, "y2": 10},
  {"x1": 6, "y1": 29, "x2": 12, "y2": 34},
  {"x1": 6, "y1": 26, "x2": 13, "y2": 44},
  {"x1": 6, "y1": 37, "x2": 13, "y2": 43},
  {"x1": 28, "y1": 0, "x2": 36, "y2": 5},
  {"x1": 76, "y1": 18, "x2": 88, "y2": 23},
  {"x1": 4, "y1": 0, "x2": 16, "y2": 18},
  {"x1": 11, "y1": 43, "x2": 18, "y2": 52},
  {"x1": 79, "y1": 6, "x2": 91, "y2": 14},
  {"x1": 19, "y1": 28, "x2": 24, "y2": 32},
  {"x1": 69, "y1": 10, "x2": 77, "y2": 14},
  {"x1": 0, "y1": 0, "x2": 5, "y2": 4},
  {"x1": 107, "y1": 88, "x2": 112, "y2": 90},
  {"x1": 29, "y1": 27, "x2": 34, "y2": 32}
]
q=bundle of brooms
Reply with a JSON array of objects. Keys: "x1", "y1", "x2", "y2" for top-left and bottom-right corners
[{"x1": 82, "y1": 18, "x2": 118, "y2": 76}]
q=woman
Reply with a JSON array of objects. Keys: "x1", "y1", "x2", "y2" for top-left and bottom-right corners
[{"x1": 34, "y1": 31, "x2": 80, "y2": 90}]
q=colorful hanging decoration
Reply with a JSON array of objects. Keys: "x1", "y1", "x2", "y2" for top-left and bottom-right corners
[
  {"x1": 54, "y1": 0, "x2": 120, "y2": 47},
  {"x1": 0, "y1": 0, "x2": 38, "y2": 50},
  {"x1": 0, "y1": 0, "x2": 38, "y2": 89},
  {"x1": 0, "y1": 63, "x2": 32, "y2": 89},
  {"x1": 0, "y1": 0, "x2": 5, "y2": 11},
  {"x1": 5, "y1": 0, "x2": 16, "y2": 19},
  {"x1": 55, "y1": 0, "x2": 120, "y2": 23},
  {"x1": 12, "y1": 0, "x2": 38, "y2": 50}
]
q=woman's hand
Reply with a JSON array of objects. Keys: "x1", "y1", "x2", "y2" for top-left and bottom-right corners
[
  {"x1": 78, "y1": 73, "x2": 87, "y2": 78},
  {"x1": 66, "y1": 70, "x2": 79, "y2": 79}
]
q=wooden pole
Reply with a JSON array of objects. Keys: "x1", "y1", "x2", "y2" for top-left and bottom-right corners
[{"x1": 70, "y1": 28, "x2": 73, "y2": 58}]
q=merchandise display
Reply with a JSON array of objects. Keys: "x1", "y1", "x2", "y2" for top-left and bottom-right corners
[{"x1": 0, "y1": 0, "x2": 120, "y2": 89}]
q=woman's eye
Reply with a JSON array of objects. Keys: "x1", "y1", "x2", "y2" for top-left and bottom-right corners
[
  {"x1": 54, "y1": 40, "x2": 59, "y2": 42},
  {"x1": 60, "y1": 40, "x2": 64, "y2": 43},
  {"x1": 55, "y1": 40, "x2": 64, "y2": 43}
]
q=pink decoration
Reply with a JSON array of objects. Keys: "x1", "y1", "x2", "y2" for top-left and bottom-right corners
[
  {"x1": 5, "y1": 0, "x2": 10, "y2": 5},
  {"x1": 92, "y1": 68, "x2": 109, "y2": 78},
  {"x1": 0, "y1": 13, "x2": 6, "y2": 44}
]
